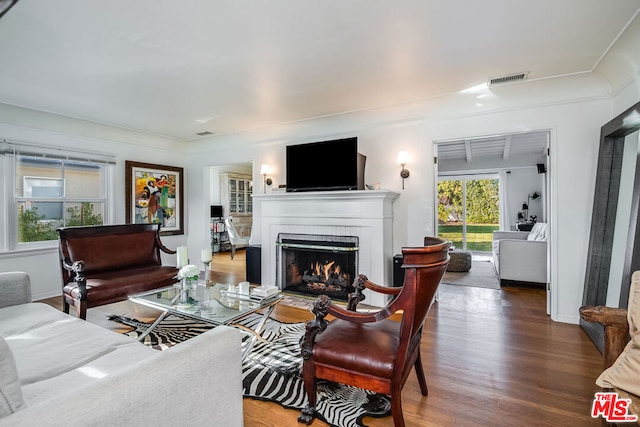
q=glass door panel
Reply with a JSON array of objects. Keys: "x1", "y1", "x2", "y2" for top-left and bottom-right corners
[
  {"x1": 464, "y1": 179, "x2": 499, "y2": 252},
  {"x1": 438, "y1": 176, "x2": 499, "y2": 252},
  {"x1": 437, "y1": 180, "x2": 463, "y2": 250}
]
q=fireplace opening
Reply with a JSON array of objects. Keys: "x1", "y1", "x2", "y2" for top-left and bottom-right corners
[{"x1": 276, "y1": 234, "x2": 359, "y2": 301}]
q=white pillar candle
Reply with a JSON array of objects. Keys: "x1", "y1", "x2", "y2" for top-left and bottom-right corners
[
  {"x1": 200, "y1": 248, "x2": 212, "y2": 263},
  {"x1": 176, "y1": 246, "x2": 188, "y2": 268}
]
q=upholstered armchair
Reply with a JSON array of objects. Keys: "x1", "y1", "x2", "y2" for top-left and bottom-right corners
[
  {"x1": 298, "y1": 238, "x2": 451, "y2": 427},
  {"x1": 224, "y1": 217, "x2": 250, "y2": 260},
  {"x1": 492, "y1": 222, "x2": 547, "y2": 286}
]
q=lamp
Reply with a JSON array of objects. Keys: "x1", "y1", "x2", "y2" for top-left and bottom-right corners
[
  {"x1": 260, "y1": 164, "x2": 272, "y2": 192},
  {"x1": 520, "y1": 192, "x2": 541, "y2": 223},
  {"x1": 397, "y1": 151, "x2": 410, "y2": 190}
]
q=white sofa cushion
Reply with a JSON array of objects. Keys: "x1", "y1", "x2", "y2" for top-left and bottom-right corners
[
  {"x1": 21, "y1": 345, "x2": 153, "y2": 403},
  {"x1": 1, "y1": 303, "x2": 154, "y2": 386},
  {"x1": 0, "y1": 325, "x2": 243, "y2": 427},
  {"x1": 527, "y1": 222, "x2": 548, "y2": 241},
  {"x1": 0, "y1": 303, "x2": 67, "y2": 337},
  {"x1": 0, "y1": 336, "x2": 26, "y2": 418}
]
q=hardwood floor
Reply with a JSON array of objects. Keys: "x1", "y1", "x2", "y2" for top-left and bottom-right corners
[{"x1": 40, "y1": 249, "x2": 603, "y2": 426}]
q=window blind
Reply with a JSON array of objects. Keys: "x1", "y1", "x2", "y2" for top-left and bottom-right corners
[{"x1": 1, "y1": 140, "x2": 116, "y2": 165}]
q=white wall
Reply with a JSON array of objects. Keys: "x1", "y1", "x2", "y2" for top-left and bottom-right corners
[
  {"x1": 0, "y1": 75, "x2": 622, "y2": 324},
  {"x1": 434, "y1": 101, "x2": 612, "y2": 323},
  {"x1": 0, "y1": 106, "x2": 187, "y2": 300},
  {"x1": 182, "y1": 75, "x2": 615, "y2": 324},
  {"x1": 0, "y1": 22, "x2": 637, "y2": 323},
  {"x1": 506, "y1": 168, "x2": 544, "y2": 228}
]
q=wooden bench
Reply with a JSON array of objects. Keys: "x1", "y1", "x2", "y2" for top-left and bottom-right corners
[{"x1": 57, "y1": 224, "x2": 177, "y2": 320}]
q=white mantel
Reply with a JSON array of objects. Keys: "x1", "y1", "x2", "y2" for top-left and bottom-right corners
[{"x1": 252, "y1": 190, "x2": 399, "y2": 307}]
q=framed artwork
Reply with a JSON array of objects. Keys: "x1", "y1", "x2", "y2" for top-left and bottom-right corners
[{"x1": 125, "y1": 161, "x2": 184, "y2": 235}]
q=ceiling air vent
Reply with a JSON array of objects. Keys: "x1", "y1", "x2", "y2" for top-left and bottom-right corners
[
  {"x1": 196, "y1": 131, "x2": 214, "y2": 136},
  {"x1": 488, "y1": 72, "x2": 528, "y2": 86}
]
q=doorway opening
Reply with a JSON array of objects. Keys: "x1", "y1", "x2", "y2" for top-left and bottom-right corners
[
  {"x1": 434, "y1": 130, "x2": 550, "y2": 310},
  {"x1": 208, "y1": 162, "x2": 253, "y2": 255}
]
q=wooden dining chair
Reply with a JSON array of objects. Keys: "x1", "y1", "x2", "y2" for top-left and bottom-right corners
[{"x1": 298, "y1": 237, "x2": 451, "y2": 426}]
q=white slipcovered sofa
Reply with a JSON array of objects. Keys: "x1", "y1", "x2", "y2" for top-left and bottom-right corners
[
  {"x1": 492, "y1": 222, "x2": 548, "y2": 285},
  {"x1": 0, "y1": 271, "x2": 243, "y2": 427}
]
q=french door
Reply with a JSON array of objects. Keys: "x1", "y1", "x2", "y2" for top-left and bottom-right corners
[{"x1": 437, "y1": 175, "x2": 499, "y2": 252}]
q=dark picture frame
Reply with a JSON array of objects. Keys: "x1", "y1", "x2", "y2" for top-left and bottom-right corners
[{"x1": 125, "y1": 161, "x2": 184, "y2": 235}]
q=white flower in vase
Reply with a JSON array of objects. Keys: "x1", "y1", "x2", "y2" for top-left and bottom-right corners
[
  {"x1": 175, "y1": 264, "x2": 199, "y2": 311},
  {"x1": 177, "y1": 264, "x2": 199, "y2": 282}
]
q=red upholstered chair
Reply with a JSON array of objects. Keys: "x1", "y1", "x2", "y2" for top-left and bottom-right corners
[{"x1": 298, "y1": 237, "x2": 451, "y2": 427}]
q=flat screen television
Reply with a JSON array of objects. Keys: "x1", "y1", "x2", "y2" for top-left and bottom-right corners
[{"x1": 286, "y1": 137, "x2": 366, "y2": 192}]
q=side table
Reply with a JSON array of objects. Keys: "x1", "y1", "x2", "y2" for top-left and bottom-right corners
[{"x1": 516, "y1": 222, "x2": 535, "y2": 232}]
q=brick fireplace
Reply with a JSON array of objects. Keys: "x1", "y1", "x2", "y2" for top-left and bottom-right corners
[{"x1": 252, "y1": 190, "x2": 399, "y2": 307}]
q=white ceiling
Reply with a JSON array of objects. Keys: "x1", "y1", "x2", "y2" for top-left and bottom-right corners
[
  {"x1": 0, "y1": 1, "x2": 639, "y2": 141},
  {"x1": 438, "y1": 131, "x2": 548, "y2": 163}
]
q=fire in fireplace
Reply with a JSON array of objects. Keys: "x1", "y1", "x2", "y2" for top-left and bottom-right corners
[{"x1": 276, "y1": 233, "x2": 358, "y2": 301}]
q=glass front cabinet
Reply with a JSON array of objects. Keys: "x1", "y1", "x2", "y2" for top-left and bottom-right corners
[
  {"x1": 228, "y1": 176, "x2": 253, "y2": 214},
  {"x1": 220, "y1": 173, "x2": 253, "y2": 238}
]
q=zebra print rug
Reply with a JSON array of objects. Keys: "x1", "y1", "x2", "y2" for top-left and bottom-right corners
[{"x1": 109, "y1": 314, "x2": 392, "y2": 427}]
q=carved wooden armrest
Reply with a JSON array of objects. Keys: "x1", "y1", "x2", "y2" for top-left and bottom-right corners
[
  {"x1": 155, "y1": 235, "x2": 176, "y2": 255},
  {"x1": 347, "y1": 274, "x2": 401, "y2": 311},
  {"x1": 61, "y1": 259, "x2": 88, "y2": 301},
  {"x1": 300, "y1": 295, "x2": 331, "y2": 360},
  {"x1": 580, "y1": 305, "x2": 630, "y2": 370},
  {"x1": 580, "y1": 305, "x2": 628, "y2": 328}
]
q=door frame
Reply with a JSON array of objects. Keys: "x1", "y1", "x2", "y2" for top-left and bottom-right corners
[{"x1": 433, "y1": 130, "x2": 551, "y2": 312}]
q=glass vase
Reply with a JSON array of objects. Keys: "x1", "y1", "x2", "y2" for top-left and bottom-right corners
[{"x1": 177, "y1": 278, "x2": 196, "y2": 312}]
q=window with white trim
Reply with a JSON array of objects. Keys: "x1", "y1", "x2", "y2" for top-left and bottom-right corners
[{"x1": 2, "y1": 141, "x2": 114, "y2": 250}]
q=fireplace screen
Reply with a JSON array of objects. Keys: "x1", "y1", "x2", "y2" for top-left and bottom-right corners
[{"x1": 276, "y1": 233, "x2": 359, "y2": 301}]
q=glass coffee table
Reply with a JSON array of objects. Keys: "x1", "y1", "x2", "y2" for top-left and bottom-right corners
[{"x1": 129, "y1": 282, "x2": 282, "y2": 358}]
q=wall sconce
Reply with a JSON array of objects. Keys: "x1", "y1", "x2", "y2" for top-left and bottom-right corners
[
  {"x1": 397, "y1": 151, "x2": 410, "y2": 189},
  {"x1": 260, "y1": 164, "x2": 272, "y2": 192}
]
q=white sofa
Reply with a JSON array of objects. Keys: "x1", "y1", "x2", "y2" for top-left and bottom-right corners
[
  {"x1": 492, "y1": 222, "x2": 548, "y2": 285},
  {"x1": 0, "y1": 272, "x2": 243, "y2": 427}
]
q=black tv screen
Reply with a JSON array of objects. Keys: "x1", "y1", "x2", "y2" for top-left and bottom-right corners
[
  {"x1": 286, "y1": 137, "x2": 365, "y2": 192},
  {"x1": 210, "y1": 205, "x2": 223, "y2": 218}
]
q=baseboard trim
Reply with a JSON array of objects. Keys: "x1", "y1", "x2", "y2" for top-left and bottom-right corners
[{"x1": 500, "y1": 279, "x2": 546, "y2": 289}]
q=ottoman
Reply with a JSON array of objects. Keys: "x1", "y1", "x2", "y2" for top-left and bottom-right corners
[{"x1": 447, "y1": 250, "x2": 472, "y2": 272}]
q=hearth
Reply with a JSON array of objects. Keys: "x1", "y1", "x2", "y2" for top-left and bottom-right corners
[
  {"x1": 253, "y1": 190, "x2": 399, "y2": 307},
  {"x1": 276, "y1": 233, "x2": 358, "y2": 301}
]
